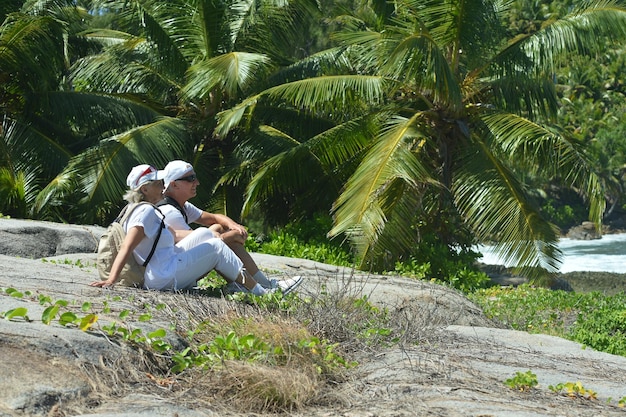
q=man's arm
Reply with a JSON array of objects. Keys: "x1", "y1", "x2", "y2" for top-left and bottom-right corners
[{"x1": 196, "y1": 211, "x2": 248, "y2": 242}]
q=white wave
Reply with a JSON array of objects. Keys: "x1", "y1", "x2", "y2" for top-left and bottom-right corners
[{"x1": 477, "y1": 234, "x2": 626, "y2": 273}]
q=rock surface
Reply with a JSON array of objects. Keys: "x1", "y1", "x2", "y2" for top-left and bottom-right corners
[
  {"x1": 565, "y1": 221, "x2": 602, "y2": 240},
  {"x1": 1, "y1": 218, "x2": 626, "y2": 416}
]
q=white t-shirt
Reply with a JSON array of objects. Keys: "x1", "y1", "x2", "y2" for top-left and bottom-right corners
[
  {"x1": 160, "y1": 201, "x2": 204, "y2": 230},
  {"x1": 124, "y1": 204, "x2": 177, "y2": 289}
]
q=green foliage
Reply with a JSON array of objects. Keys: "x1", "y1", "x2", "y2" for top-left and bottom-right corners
[
  {"x1": 444, "y1": 268, "x2": 493, "y2": 294},
  {"x1": 471, "y1": 285, "x2": 626, "y2": 356},
  {"x1": 540, "y1": 199, "x2": 586, "y2": 231},
  {"x1": 350, "y1": 296, "x2": 394, "y2": 345},
  {"x1": 505, "y1": 370, "x2": 538, "y2": 392},
  {"x1": 549, "y1": 381, "x2": 597, "y2": 400},
  {"x1": 42, "y1": 257, "x2": 93, "y2": 269},
  {"x1": 386, "y1": 233, "x2": 490, "y2": 292},
  {"x1": 249, "y1": 214, "x2": 354, "y2": 267},
  {"x1": 470, "y1": 284, "x2": 581, "y2": 333},
  {"x1": 0, "y1": 284, "x2": 358, "y2": 383},
  {"x1": 2, "y1": 306, "x2": 30, "y2": 321},
  {"x1": 568, "y1": 300, "x2": 626, "y2": 356},
  {"x1": 249, "y1": 213, "x2": 489, "y2": 292},
  {"x1": 195, "y1": 270, "x2": 229, "y2": 292},
  {"x1": 298, "y1": 337, "x2": 357, "y2": 374}
]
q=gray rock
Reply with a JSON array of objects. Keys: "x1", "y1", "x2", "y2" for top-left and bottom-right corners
[
  {"x1": 566, "y1": 221, "x2": 602, "y2": 240},
  {"x1": 0, "y1": 218, "x2": 105, "y2": 258},
  {"x1": 1, "y1": 219, "x2": 626, "y2": 417}
]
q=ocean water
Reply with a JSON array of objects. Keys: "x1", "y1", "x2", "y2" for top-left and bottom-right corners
[{"x1": 477, "y1": 233, "x2": 626, "y2": 274}]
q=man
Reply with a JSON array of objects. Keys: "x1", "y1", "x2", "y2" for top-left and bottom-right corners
[{"x1": 159, "y1": 160, "x2": 303, "y2": 294}]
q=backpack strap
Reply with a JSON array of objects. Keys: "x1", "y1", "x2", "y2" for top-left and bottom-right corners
[
  {"x1": 143, "y1": 206, "x2": 165, "y2": 267},
  {"x1": 117, "y1": 202, "x2": 164, "y2": 267},
  {"x1": 156, "y1": 196, "x2": 188, "y2": 223}
]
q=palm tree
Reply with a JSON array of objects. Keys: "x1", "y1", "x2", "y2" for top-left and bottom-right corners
[
  {"x1": 0, "y1": 5, "x2": 70, "y2": 218},
  {"x1": 216, "y1": 0, "x2": 626, "y2": 279},
  {"x1": 41, "y1": 0, "x2": 321, "y2": 223},
  {"x1": 1, "y1": 0, "x2": 321, "y2": 223},
  {"x1": 0, "y1": 1, "x2": 183, "y2": 222}
]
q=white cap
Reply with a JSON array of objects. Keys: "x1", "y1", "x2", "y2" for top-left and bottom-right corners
[
  {"x1": 163, "y1": 160, "x2": 194, "y2": 190},
  {"x1": 126, "y1": 164, "x2": 165, "y2": 190}
]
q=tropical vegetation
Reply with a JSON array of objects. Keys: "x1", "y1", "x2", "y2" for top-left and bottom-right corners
[{"x1": 2, "y1": 0, "x2": 626, "y2": 283}]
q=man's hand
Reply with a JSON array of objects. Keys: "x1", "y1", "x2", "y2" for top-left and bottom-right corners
[{"x1": 220, "y1": 229, "x2": 247, "y2": 245}]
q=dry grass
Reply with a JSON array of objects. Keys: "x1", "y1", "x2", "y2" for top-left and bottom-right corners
[
  {"x1": 182, "y1": 361, "x2": 322, "y2": 413},
  {"x1": 76, "y1": 269, "x2": 441, "y2": 414}
]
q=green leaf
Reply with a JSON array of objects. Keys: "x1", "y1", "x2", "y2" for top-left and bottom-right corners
[
  {"x1": 42, "y1": 305, "x2": 60, "y2": 325},
  {"x1": 4, "y1": 307, "x2": 29, "y2": 321},
  {"x1": 59, "y1": 312, "x2": 78, "y2": 326},
  {"x1": 148, "y1": 328, "x2": 167, "y2": 339}
]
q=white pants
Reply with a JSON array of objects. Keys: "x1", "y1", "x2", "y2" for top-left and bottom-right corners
[{"x1": 170, "y1": 228, "x2": 243, "y2": 290}]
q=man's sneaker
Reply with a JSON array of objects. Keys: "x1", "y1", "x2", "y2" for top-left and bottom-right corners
[
  {"x1": 270, "y1": 276, "x2": 303, "y2": 295},
  {"x1": 222, "y1": 281, "x2": 249, "y2": 296}
]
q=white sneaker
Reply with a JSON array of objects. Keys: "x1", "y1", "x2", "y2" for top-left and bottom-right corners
[
  {"x1": 270, "y1": 276, "x2": 303, "y2": 295},
  {"x1": 222, "y1": 281, "x2": 249, "y2": 296}
]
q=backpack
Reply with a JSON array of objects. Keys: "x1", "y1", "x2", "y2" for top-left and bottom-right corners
[{"x1": 96, "y1": 202, "x2": 164, "y2": 287}]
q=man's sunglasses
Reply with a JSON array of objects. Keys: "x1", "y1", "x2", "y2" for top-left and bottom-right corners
[{"x1": 176, "y1": 174, "x2": 197, "y2": 182}]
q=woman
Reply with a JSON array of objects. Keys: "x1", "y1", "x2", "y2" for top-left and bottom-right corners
[{"x1": 90, "y1": 164, "x2": 271, "y2": 295}]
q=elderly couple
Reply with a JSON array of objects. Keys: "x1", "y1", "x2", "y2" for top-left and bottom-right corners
[{"x1": 90, "y1": 160, "x2": 303, "y2": 296}]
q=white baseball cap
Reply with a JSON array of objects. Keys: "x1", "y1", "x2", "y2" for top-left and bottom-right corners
[
  {"x1": 126, "y1": 164, "x2": 165, "y2": 190},
  {"x1": 163, "y1": 160, "x2": 194, "y2": 190}
]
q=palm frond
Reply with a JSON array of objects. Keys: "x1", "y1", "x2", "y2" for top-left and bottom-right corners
[
  {"x1": 33, "y1": 117, "x2": 190, "y2": 222},
  {"x1": 35, "y1": 91, "x2": 164, "y2": 145},
  {"x1": 480, "y1": 110, "x2": 605, "y2": 226},
  {"x1": 79, "y1": 28, "x2": 135, "y2": 47},
  {"x1": 335, "y1": 13, "x2": 463, "y2": 111},
  {"x1": 496, "y1": 1, "x2": 626, "y2": 75},
  {"x1": 329, "y1": 113, "x2": 435, "y2": 260},
  {"x1": 454, "y1": 113, "x2": 563, "y2": 276},
  {"x1": 0, "y1": 13, "x2": 66, "y2": 92},
  {"x1": 267, "y1": 47, "x2": 354, "y2": 86},
  {"x1": 242, "y1": 135, "x2": 322, "y2": 217},
  {"x1": 357, "y1": 178, "x2": 424, "y2": 270},
  {"x1": 115, "y1": 0, "x2": 190, "y2": 76},
  {"x1": 485, "y1": 72, "x2": 559, "y2": 119},
  {"x1": 71, "y1": 39, "x2": 169, "y2": 96},
  {"x1": 183, "y1": 52, "x2": 272, "y2": 99},
  {"x1": 0, "y1": 168, "x2": 33, "y2": 217},
  {"x1": 2, "y1": 117, "x2": 72, "y2": 176},
  {"x1": 216, "y1": 75, "x2": 386, "y2": 137},
  {"x1": 383, "y1": 29, "x2": 463, "y2": 110},
  {"x1": 238, "y1": 118, "x2": 373, "y2": 217}
]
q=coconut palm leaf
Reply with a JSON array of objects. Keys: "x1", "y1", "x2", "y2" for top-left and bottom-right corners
[
  {"x1": 183, "y1": 52, "x2": 272, "y2": 100},
  {"x1": 267, "y1": 46, "x2": 354, "y2": 86},
  {"x1": 216, "y1": 75, "x2": 386, "y2": 137},
  {"x1": 238, "y1": 118, "x2": 373, "y2": 217},
  {"x1": 480, "y1": 110, "x2": 605, "y2": 225},
  {"x1": 0, "y1": 14, "x2": 65, "y2": 94},
  {"x1": 33, "y1": 117, "x2": 189, "y2": 222},
  {"x1": 1, "y1": 117, "x2": 72, "y2": 175},
  {"x1": 519, "y1": 1, "x2": 626, "y2": 71},
  {"x1": 329, "y1": 113, "x2": 436, "y2": 260},
  {"x1": 454, "y1": 115, "x2": 562, "y2": 275}
]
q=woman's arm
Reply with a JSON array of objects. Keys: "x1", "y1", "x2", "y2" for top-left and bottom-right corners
[{"x1": 90, "y1": 226, "x2": 145, "y2": 287}]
